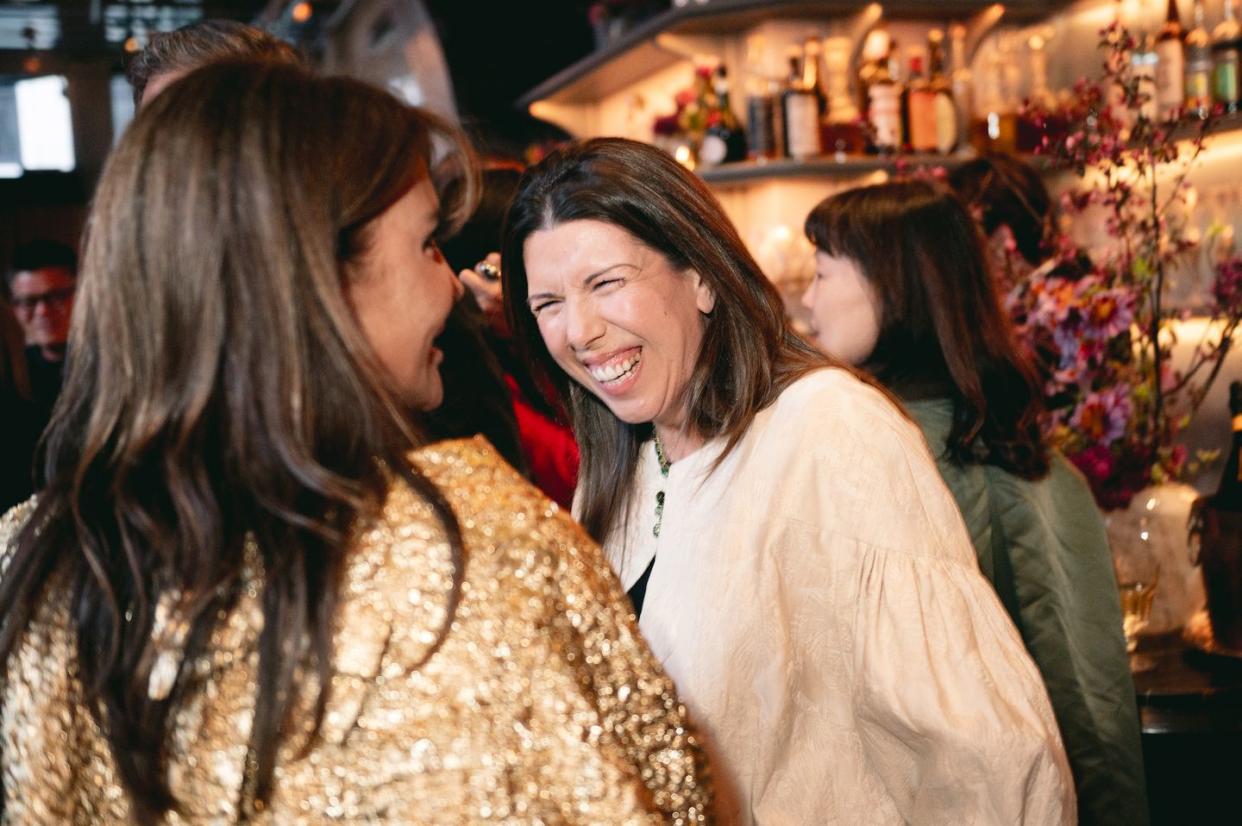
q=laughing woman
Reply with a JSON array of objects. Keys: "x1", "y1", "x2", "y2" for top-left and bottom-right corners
[{"x1": 501, "y1": 137, "x2": 1075, "y2": 824}]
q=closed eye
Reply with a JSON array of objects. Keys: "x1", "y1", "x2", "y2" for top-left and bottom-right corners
[
  {"x1": 530, "y1": 298, "x2": 562, "y2": 316},
  {"x1": 592, "y1": 277, "x2": 623, "y2": 291}
]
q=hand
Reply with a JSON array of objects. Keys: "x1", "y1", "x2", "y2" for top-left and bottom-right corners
[{"x1": 459, "y1": 252, "x2": 503, "y2": 319}]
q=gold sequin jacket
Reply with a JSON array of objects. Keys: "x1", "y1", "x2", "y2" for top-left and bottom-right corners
[{"x1": 0, "y1": 438, "x2": 711, "y2": 824}]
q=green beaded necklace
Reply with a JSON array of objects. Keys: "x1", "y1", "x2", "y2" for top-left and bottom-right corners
[{"x1": 653, "y1": 433, "x2": 671, "y2": 538}]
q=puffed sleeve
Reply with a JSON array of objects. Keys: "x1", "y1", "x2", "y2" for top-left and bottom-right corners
[
  {"x1": 531, "y1": 503, "x2": 714, "y2": 824},
  {"x1": 763, "y1": 376, "x2": 1076, "y2": 824},
  {"x1": 848, "y1": 543, "x2": 1076, "y2": 824},
  {"x1": 822, "y1": 412, "x2": 1075, "y2": 824}
]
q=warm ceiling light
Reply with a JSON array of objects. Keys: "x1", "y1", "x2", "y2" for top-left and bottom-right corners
[
  {"x1": 124, "y1": 35, "x2": 140, "y2": 53},
  {"x1": 291, "y1": 2, "x2": 313, "y2": 24}
]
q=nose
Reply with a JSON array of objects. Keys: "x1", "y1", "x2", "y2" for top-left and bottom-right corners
[
  {"x1": 564, "y1": 294, "x2": 605, "y2": 351},
  {"x1": 800, "y1": 279, "x2": 815, "y2": 311}
]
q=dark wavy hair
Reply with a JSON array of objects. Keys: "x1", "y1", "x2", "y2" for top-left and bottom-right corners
[
  {"x1": 501, "y1": 137, "x2": 827, "y2": 545},
  {"x1": 947, "y1": 153, "x2": 1052, "y2": 267},
  {"x1": 805, "y1": 180, "x2": 1050, "y2": 479},
  {"x1": 0, "y1": 62, "x2": 476, "y2": 819}
]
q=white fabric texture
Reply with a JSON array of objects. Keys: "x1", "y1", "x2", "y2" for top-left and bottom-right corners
[{"x1": 588, "y1": 368, "x2": 1075, "y2": 825}]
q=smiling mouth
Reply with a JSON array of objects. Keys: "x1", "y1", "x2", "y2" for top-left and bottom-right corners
[{"x1": 587, "y1": 349, "x2": 641, "y2": 386}]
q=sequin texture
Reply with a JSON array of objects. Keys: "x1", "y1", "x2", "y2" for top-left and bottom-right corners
[{"x1": 1, "y1": 438, "x2": 711, "y2": 823}]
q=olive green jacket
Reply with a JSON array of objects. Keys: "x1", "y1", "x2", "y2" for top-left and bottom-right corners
[{"x1": 906, "y1": 398, "x2": 1148, "y2": 826}]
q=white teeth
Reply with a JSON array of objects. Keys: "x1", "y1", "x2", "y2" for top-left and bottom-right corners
[{"x1": 589, "y1": 352, "x2": 641, "y2": 384}]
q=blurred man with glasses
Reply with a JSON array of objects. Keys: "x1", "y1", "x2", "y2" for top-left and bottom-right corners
[{"x1": 6, "y1": 240, "x2": 77, "y2": 417}]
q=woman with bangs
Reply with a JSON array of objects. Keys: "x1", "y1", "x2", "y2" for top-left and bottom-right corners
[{"x1": 803, "y1": 179, "x2": 1146, "y2": 826}]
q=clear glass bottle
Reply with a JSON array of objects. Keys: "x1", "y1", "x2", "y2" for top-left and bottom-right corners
[{"x1": 949, "y1": 24, "x2": 974, "y2": 155}]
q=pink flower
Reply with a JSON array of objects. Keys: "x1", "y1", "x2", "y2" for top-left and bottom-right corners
[
  {"x1": 1071, "y1": 445, "x2": 1115, "y2": 486},
  {"x1": 1213, "y1": 257, "x2": 1242, "y2": 314},
  {"x1": 1070, "y1": 385, "x2": 1132, "y2": 444}
]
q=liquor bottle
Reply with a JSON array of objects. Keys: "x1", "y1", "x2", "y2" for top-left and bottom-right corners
[
  {"x1": 949, "y1": 24, "x2": 974, "y2": 155},
  {"x1": 700, "y1": 66, "x2": 749, "y2": 166},
  {"x1": 746, "y1": 79, "x2": 782, "y2": 160},
  {"x1": 744, "y1": 34, "x2": 783, "y2": 160},
  {"x1": 1192, "y1": 381, "x2": 1242, "y2": 651},
  {"x1": 926, "y1": 29, "x2": 959, "y2": 153},
  {"x1": 1185, "y1": 0, "x2": 1214, "y2": 118},
  {"x1": 857, "y1": 24, "x2": 891, "y2": 120},
  {"x1": 802, "y1": 37, "x2": 830, "y2": 119},
  {"x1": 868, "y1": 49, "x2": 902, "y2": 154},
  {"x1": 1214, "y1": 381, "x2": 1242, "y2": 510},
  {"x1": 1018, "y1": 33, "x2": 1061, "y2": 151},
  {"x1": 821, "y1": 36, "x2": 867, "y2": 157},
  {"x1": 782, "y1": 47, "x2": 821, "y2": 159},
  {"x1": 906, "y1": 51, "x2": 937, "y2": 152},
  {"x1": 1213, "y1": 0, "x2": 1241, "y2": 114},
  {"x1": 1156, "y1": 0, "x2": 1186, "y2": 117},
  {"x1": 1133, "y1": 32, "x2": 1160, "y2": 121}
]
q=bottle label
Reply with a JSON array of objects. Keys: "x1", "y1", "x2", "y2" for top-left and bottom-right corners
[
  {"x1": 1132, "y1": 55, "x2": 1158, "y2": 119},
  {"x1": 1187, "y1": 66, "x2": 1213, "y2": 104},
  {"x1": 869, "y1": 85, "x2": 902, "y2": 148},
  {"x1": 908, "y1": 90, "x2": 938, "y2": 151},
  {"x1": 933, "y1": 92, "x2": 959, "y2": 153},
  {"x1": 785, "y1": 94, "x2": 820, "y2": 158},
  {"x1": 1215, "y1": 52, "x2": 1240, "y2": 103},
  {"x1": 1156, "y1": 41, "x2": 1186, "y2": 109}
]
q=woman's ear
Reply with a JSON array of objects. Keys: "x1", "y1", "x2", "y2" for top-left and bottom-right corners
[{"x1": 689, "y1": 270, "x2": 716, "y2": 315}]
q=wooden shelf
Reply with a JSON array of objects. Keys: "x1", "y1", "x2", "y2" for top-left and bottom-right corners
[
  {"x1": 698, "y1": 153, "x2": 962, "y2": 183},
  {"x1": 696, "y1": 151, "x2": 1064, "y2": 184},
  {"x1": 695, "y1": 111, "x2": 1242, "y2": 186},
  {"x1": 1170, "y1": 110, "x2": 1242, "y2": 144},
  {"x1": 519, "y1": 0, "x2": 1070, "y2": 109}
]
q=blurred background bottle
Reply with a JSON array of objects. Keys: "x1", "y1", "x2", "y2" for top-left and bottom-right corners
[
  {"x1": 949, "y1": 24, "x2": 975, "y2": 154},
  {"x1": 868, "y1": 42, "x2": 902, "y2": 154},
  {"x1": 1185, "y1": 0, "x2": 1214, "y2": 118},
  {"x1": 927, "y1": 29, "x2": 958, "y2": 153},
  {"x1": 1157, "y1": 0, "x2": 1187, "y2": 118},
  {"x1": 782, "y1": 45, "x2": 820, "y2": 159},
  {"x1": 822, "y1": 36, "x2": 867, "y2": 157},
  {"x1": 906, "y1": 49, "x2": 936, "y2": 152},
  {"x1": 1213, "y1": 0, "x2": 1241, "y2": 114}
]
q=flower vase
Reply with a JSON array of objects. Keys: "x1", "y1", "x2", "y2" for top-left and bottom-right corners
[{"x1": 1107, "y1": 482, "x2": 1205, "y2": 634}]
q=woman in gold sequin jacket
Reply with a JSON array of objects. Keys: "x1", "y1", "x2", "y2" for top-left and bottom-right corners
[{"x1": 0, "y1": 63, "x2": 710, "y2": 824}]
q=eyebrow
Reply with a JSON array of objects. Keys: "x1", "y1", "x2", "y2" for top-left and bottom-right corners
[{"x1": 527, "y1": 262, "x2": 636, "y2": 305}]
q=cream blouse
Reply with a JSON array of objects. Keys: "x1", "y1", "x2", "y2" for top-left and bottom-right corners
[{"x1": 588, "y1": 369, "x2": 1075, "y2": 825}]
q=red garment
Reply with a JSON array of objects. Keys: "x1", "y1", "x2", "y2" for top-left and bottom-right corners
[{"x1": 505, "y1": 375, "x2": 578, "y2": 509}]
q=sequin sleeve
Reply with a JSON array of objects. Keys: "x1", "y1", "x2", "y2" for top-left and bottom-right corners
[
  {"x1": 412, "y1": 438, "x2": 712, "y2": 824},
  {"x1": 0, "y1": 497, "x2": 37, "y2": 581}
]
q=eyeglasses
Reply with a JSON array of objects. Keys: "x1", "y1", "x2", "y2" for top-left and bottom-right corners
[{"x1": 11, "y1": 288, "x2": 74, "y2": 314}]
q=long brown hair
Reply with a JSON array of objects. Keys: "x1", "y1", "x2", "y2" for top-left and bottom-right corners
[
  {"x1": 805, "y1": 180, "x2": 1049, "y2": 479},
  {"x1": 502, "y1": 138, "x2": 826, "y2": 545},
  {"x1": 0, "y1": 62, "x2": 476, "y2": 819}
]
